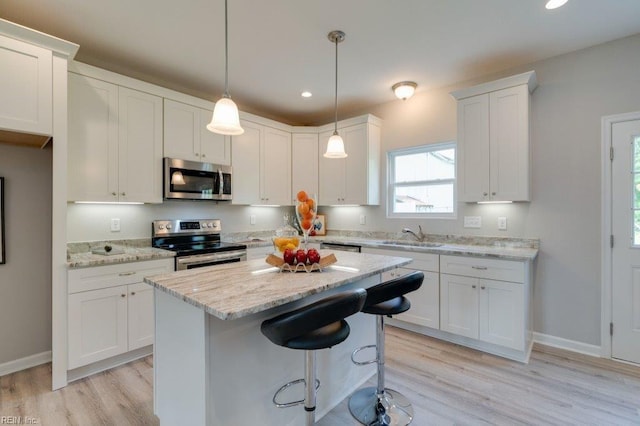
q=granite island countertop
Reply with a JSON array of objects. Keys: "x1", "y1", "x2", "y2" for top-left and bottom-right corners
[{"x1": 144, "y1": 250, "x2": 411, "y2": 320}]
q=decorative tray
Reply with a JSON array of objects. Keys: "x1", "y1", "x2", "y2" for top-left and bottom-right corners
[{"x1": 265, "y1": 253, "x2": 337, "y2": 273}]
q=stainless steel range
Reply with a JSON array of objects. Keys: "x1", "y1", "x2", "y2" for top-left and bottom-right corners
[{"x1": 152, "y1": 219, "x2": 247, "y2": 271}]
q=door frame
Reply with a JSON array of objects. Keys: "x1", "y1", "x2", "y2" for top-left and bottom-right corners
[{"x1": 601, "y1": 110, "x2": 640, "y2": 359}]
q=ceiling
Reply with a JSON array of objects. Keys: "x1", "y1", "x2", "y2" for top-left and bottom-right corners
[{"x1": 3, "y1": 0, "x2": 640, "y2": 125}]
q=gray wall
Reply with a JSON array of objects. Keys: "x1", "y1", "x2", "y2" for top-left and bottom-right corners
[
  {"x1": 67, "y1": 33, "x2": 640, "y2": 347},
  {"x1": 0, "y1": 143, "x2": 52, "y2": 365}
]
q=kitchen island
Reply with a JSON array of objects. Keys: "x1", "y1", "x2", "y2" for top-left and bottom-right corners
[{"x1": 144, "y1": 250, "x2": 411, "y2": 426}]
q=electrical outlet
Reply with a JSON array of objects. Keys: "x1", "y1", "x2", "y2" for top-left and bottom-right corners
[
  {"x1": 250, "y1": 215, "x2": 256, "y2": 225},
  {"x1": 359, "y1": 215, "x2": 366, "y2": 225},
  {"x1": 463, "y1": 216, "x2": 482, "y2": 228},
  {"x1": 110, "y1": 218, "x2": 121, "y2": 232},
  {"x1": 498, "y1": 217, "x2": 507, "y2": 231}
]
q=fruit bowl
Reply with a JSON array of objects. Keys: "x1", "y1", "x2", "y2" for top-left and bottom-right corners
[
  {"x1": 265, "y1": 253, "x2": 337, "y2": 273},
  {"x1": 272, "y1": 236, "x2": 300, "y2": 253}
]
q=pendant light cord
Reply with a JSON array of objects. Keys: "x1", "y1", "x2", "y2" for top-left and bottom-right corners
[
  {"x1": 333, "y1": 36, "x2": 338, "y2": 134},
  {"x1": 224, "y1": 0, "x2": 229, "y2": 98}
]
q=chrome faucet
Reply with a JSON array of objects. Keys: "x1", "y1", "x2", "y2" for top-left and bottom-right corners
[{"x1": 402, "y1": 225, "x2": 425, "y2": 242}]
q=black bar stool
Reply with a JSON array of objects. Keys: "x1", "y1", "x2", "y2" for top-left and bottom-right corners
[
  {"x1": 261, "y1": 288, "x2": 367, "y2": 426},
  {"x1": 349, "y1": 271, "x2": 424, "y2": 426}
]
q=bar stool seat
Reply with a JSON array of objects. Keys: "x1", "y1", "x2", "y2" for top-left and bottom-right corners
[
  {"x1": 349, "y1": 271, "x2": 424, "y2": 426},
  {"x1": 261, "y1": 288, "x2": 367, "y2": 425}
]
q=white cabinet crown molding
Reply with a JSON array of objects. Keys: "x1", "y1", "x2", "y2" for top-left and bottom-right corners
[
  {"x1": 450, "y1": 70, "x2": 537, "y2": 100},
  {"x1": 0, "y1": 18, "x2": 78, "y2": 58}
]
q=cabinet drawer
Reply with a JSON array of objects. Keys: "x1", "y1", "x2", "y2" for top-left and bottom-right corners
[
  {"x1": 68, "y1": 258, "x2": 174, "y2": 294},
  {"x1": 362, "y1": 247, "x2": 439, "y2": 272},
  {"x1": 440, "y1": 255, "x2": 524, "y2": 283}
]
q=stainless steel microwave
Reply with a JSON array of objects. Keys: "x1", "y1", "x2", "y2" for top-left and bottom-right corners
[{"x1": 164, "y1": 158, "x2": 232, "y2": 201}]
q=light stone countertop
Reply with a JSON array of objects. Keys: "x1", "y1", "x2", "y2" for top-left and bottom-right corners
[
  {"x1": 144, "y1": 250, "x2": 411, "y2": 320},
  {"x1": 67, "y1": 246, "x2": 175, "y2": 268}
]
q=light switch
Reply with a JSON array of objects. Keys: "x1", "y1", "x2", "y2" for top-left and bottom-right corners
[
  {"x1": 498, "y1": 217, "x2": 507, "y2": 231},
  {"x1": 110, "y1": 218, "x2": 121, "y2": 232},
  {"x1": 250, "y1": 215, "x2": 256, "y2": 225},
  {"x1": 359, "y1": 215, "x2": 366, "y2": 225}
]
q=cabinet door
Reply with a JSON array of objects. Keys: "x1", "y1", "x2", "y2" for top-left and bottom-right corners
[
  {"x1": 292, "y1": 133, "x2": 319, "y2": 200},
  {"x1": 457, "y1": 94, "x2": 490, "y2": 202},
  {"x1": 127, "y1": 282, "x2": 155, "y2": 350},
  {"x1": 440, "y1": 273, "x2": 478, "y2": 339},
  {"x1": 68, "y1": 286, "x2": 128, "y2": 369},
  {"x1": 199, "y1": 108, "x2": 231, "y2": 165},
  {"x1": 163, "y1": 99, "x2": 200, "y2": 162},
  {"x1": 231, "y1": 120, "x2": 261, "y2": 204},
  {"x1": 479, "y1": 279, "x2": 525, "y2": 350},
  {"x1": 342, "y1": 124, "x2": 368, "y2": 205},
  {"x1": 261, "y1": 127, "x2": 291, "y2": 205},
  {"x1": 489, "y1": 85, "x2": 530, "y2": 201},
  {"x1": 318, "y1": 130, "x2": 345, "y2": 205},
  {"x1": 0, "y1": 35, "x2": 52, "y2": 136},
  {"x1": 68, "y1": 73, "x2": 119, "y2": 202},
  {"x1": 395, "y1": 270, "x2": 440, "y2": 329},
  {"x1": 118, "y1": 86, "x2": 163, "y2": 203}
]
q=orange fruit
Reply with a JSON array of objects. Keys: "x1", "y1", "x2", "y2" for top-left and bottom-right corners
[
  {"x1": 306, "y1": 198, "x2": 315, "y2": 210},
  {"x1": 296, "y1": 191, "x2": 308, "y2": 202},
  {"x1": 297, "y1": 203, "x2": 310, "y2": 215},
  {"x1": 303, "y1": 211, "x2": 313, "y2": 220},
  {"x1": 301, "y1": 219, "x2": 312, "y2": 230}
]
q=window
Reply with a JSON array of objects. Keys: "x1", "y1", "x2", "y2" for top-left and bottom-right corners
[{"x1": 388, "y1": 142, "x2": 456, "y2": 218}]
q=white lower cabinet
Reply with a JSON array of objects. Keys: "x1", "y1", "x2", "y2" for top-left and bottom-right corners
[
  {"x1": 362, "y1": 247, "x2": 439, "y2": 329},
  {"x1": 67, "y1": 258, "x2": 173, "y2": 369},
  {"x1": 440, "y1": 255, "x2": 528, "y2": 353}
]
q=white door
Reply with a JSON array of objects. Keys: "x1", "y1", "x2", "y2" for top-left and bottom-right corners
[
  {"x1": 611, "y1": 118, "x2": 640, "y2": 364},
  {"x1": 478, "y1": 279, "x2": 524, "y2": 351}
]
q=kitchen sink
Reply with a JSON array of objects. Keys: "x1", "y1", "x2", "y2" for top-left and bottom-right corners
[{"x1": 380, "y1": 240, "x2": 443, "y2": 248}]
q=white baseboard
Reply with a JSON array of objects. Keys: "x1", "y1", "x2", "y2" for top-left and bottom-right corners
[
  {"x1": 0, "y1": 351, "x2": 52, "y2": 377},
  {"x1": 533, "y1": 332, "x2": 601, "y2": 357}
]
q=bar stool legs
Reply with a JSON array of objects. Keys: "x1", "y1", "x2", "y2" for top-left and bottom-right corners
[
  {"x1": 349, "y1": 315, "x2": 413, "y2": 426},
  {"x1": 304, "y1": 350, "x2": 317, "y2": 426}
]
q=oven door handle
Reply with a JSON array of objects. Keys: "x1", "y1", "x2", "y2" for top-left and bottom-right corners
[{"x1": 176, "y1": 250, "x2": 246, "y2": 267}]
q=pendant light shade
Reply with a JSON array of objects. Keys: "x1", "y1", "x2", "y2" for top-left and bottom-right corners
[
  {"x1": 324, "y1": 30, "x2": 347, "y2": 159},
  {"x1": 208, "y1": 0, "x2": 244, "y2": 136},
  {"x1": 207, "y1": 97, "x2": 243, "y2": 135}
]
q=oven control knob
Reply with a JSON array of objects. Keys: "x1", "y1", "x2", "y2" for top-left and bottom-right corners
[
  {"x1": 158, "y1": 225, "x2": 165, "y2": 230},
  {"x1": 207, "y1": 222, "x2": 213, "y2": 228},
  {"x1": 166, "y1": 224, "x2": 172, "y2": 229}
]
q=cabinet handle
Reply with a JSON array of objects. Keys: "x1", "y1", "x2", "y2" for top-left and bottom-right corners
[
  {"x1": 121, "y1": 192, "x2": 126, "y2": 196},
  {"x1": 112, "y1": 192, "x2": 117, "y2": 196},
  {"x1": 481, "y1": 286, "x2": 486, "y2": 290},
  {"x1": 492, "y1": 192, "x2": 496, "y2": 196},
  {"x1": 131, "y1": 291, "x2": 136, "y2": 296},
  {"x1": 121, "y1": 294, "x2": 126, "y2": 298},
  {"x1": 195, "y1": 153, "x2": 200, "y2": 157},
  {"x1": 201, "y1": 154, "x2": 206, "y2": 158},
  {"x1": 472, "y1": 285, "x2": 476, "y2": 289},
  {"x1": 472, "y1": 266, "x2": 488, "y2": 270},
  {"x1": 119, "y1": 271, "x2": 136, "y2": 276},
  {"x1": 483, "y1": 192, "x2": 488, "y2": 196}
]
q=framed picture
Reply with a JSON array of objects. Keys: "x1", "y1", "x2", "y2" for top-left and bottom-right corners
[
  {"x1": 0, "y1": 177, "x2": 4, "y2": 264},
  {"x1": 313, "y1": 214, "x2": 326, "y2": 236}
]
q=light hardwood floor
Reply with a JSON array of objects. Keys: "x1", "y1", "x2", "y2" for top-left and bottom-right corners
[{"x1": 1, "y1": 327, "x2": 639, "y2": 425}]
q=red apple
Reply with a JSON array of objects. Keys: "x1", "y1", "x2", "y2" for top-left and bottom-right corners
[
  {"x1": 307, "y1": 248, "x2": 321, "y2": 264},
  {"x1": 296, "y1": 249, "x2": 308, "y2": 264},
  {"x1": 283, "y1": 248, "x2": 296, "y2": 265}
]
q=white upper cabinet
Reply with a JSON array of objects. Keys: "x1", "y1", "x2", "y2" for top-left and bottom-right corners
[
  {"x1": 163, "y1": 99, "x2": 231, "y2": 165},
  {"x1": 291, "y1": 133, "x2": 319, "y2": 200},
  {"x1": 318, "y1": 118, "x2": 381, "y2": 206},
  {"x1": 232, "y1": 120, "x2": 292, "y2": 205},
  {"x1": 452, "y1": 71, "x2": 536, "y2": 202},
  {"x1": 68, "y1": 73, "x2": 163, "y2": 203},
  {"x1": 0, "y1": 34, "x2": 52, "y2": 139}
]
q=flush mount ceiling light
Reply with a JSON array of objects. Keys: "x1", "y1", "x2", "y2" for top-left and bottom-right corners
[
  {"x1": 301, "y1": 91, "x2": 312, "y2": 98},
  {"x1": 545, "y1": 0, "x2": 568, "y2": 9},
  {"x1": 324, "y1": 30, "x2": 347, "y2": 159},
  {"x1": 392, "y1": 81, "x2": 417, "y2": 100},
  {"x1": 206, "y1": 0, "x2": 244, "y2": 136}
]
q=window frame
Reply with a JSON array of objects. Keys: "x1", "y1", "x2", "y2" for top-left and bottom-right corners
[{"x1": 387, "y1": 141, "x2": 457, "y2": 219}]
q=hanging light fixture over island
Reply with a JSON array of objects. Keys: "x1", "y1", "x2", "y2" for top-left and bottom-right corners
[{"x1": 324, "y1": 30, "x2": 347, "y2": 159}]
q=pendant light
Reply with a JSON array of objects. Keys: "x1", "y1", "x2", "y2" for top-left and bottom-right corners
[
  {"x1": 324, "y1": 30, "x2": 347, "y2": 159},
  {"x1": 207, "y1": 0, "x2": 244, "y2": 136}
]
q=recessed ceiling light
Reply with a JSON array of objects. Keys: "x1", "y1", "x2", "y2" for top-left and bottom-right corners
[
  {"x1": 545, "y1": 0, "x2": 568, "y2": 10},
  {"x1": 301, "y1": 91, "x2": 312, "y2": 98}
]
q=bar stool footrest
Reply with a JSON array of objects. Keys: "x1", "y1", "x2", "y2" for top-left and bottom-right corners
[
  {"x1": 273, "y1": 378, "x2": 320, "y2": 408},
  {"x1": 351, "y1": 344, "x2": 378, "y2": 365}
]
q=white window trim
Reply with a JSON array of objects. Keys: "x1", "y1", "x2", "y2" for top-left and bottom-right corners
[{"x1": 387, "y1": 142, "x2": 457, "y2": 219}]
